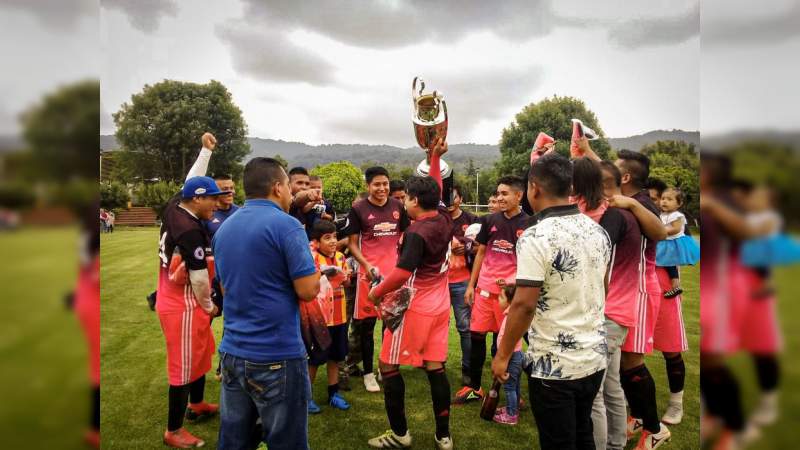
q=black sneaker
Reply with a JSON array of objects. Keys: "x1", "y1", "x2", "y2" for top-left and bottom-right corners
[
  {"x1": 663, "y1": 287, "x2": 683, "y2": 299},
  {"x1": 146, "y1": 291, "x2": 157, "y2": 311}
]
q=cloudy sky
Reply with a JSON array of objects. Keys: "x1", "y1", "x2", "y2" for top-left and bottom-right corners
[
  {"x1": 98, "y1": 0, "x2": 701, "y2": 146},
  {"x1": 3, "y1": 1, "x2": 798, "y2": 146}
]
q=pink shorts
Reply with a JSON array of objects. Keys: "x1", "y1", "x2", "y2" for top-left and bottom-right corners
[
  {"x1": 621, "y1": 290, "x2": 661, "y2": 354},
  {"x1": 354, "y1": 270, "x2": 379, "y2": 320},
  {"x1": 740, "y1": 269, "x2": 782, "y2": 354},
  {"x1": 469, "y1": 287, "x2": 504, "y2": 334},
  {"x1": 700, "y1": 255, "x2": 747, "y2": 354},
  {"x1": 653, "y1": 267, "x2": 689, "y2": 353},
  {"x1": 380, "y1": 308, "x2": 450, "y2": 366}
]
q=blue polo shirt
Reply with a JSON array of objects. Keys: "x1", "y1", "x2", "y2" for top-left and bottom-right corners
[
  {"x1": 203, "y1": 203, "x2": 239, "y2": 237},
  {"x1": 213, "y1": 199, "x2": 316, "y2": 362}
]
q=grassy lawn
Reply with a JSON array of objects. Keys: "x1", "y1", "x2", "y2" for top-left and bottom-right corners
[
  {"x1": 0, "y1": 227, "x2": 87, "y2": 450},
  {"x1": 101, "y1": 226, "x2": 700, "y2": 449}
]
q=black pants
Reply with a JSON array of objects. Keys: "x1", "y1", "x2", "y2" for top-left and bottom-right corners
[{"x1": 529, "y1": 370, "x2": 605, "y2": 450}]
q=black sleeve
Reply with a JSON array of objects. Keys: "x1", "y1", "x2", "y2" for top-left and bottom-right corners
[
  {"x1": 176, "y1": 229, "x2": 209, "y2": 271},
  {"x1": 396, "y1": 232, "x2": 426, "y2": 272},
  {"x1": 475, "y1": 214, "x2": 491, "y2": 245},
  {"x1": 398, "y1": 206, "x2": 411, "y2": 232},
  {"x1": 326, "y1": 200, "x2": 335, "y2": 218},
  {"x1": 599, "y1": 209, "x2": 626, "y2": 246},
  {"x1": 343, "y1": 206, "x2": 362, "y2": 236}
]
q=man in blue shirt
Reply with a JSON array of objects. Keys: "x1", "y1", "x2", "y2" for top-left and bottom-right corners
[
  {"x1": 203, "y1": 173, "x2": 240, "y2": 238},
  {"x1": 213, "y1": 157, "x2": 320, "y2": 450}
]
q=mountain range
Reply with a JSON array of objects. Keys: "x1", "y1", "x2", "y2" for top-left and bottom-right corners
[{"x1": 97, "y1": 129, "x2": 699, "y2": 170}]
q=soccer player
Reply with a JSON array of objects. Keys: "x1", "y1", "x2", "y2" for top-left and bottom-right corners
[
  {"x1": 447, "y1": 184, "x2": 478, "y2": 386},
  {"x1": 367, "y1": 138, "x2": 454, "y2": 449},
  {"x1": 345, "y1": 166, "x2": 410, "y2": 392},
  {"x1": 203, "y1": 173, "x2": 239, "y2": 238},
  {"x1": 492, "y1": 152, "x2": 611, "y2": 450},
  {"x1": 593, "y1": 161, "x2": 645, "y2": 450},
  {"x1": 455, "y1": 175, "x2": 529, "y2": 404},
  {"x1": 156, "y1": 135, "x2": 226, "y2": 448},
  {"x1": 611, "y1": 149, "x2": 671, "y2": 449},
  {"x1": 390, "y1": 180, "x2": 406, "y2": 203},
  {"x1": 288, "y1": 166, "x2": 323, "y2": 226},
  {"x1": 305, "y1": 175, "x2": 336, "y2": 236}
]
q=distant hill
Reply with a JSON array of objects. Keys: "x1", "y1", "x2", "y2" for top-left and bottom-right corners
[
  {"x1": 0, "y1": 135, "x2": 24, "y2": 153},
  {"x1": 607, "y1": 130, "x2": 699, "y2": 152},
  {"x1": 98, "y1": 129, "x2": 702, "y2": 170}
]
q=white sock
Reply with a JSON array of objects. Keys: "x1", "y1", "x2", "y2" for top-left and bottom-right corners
[
  {"x1": 670, "y1": 390, "x2": 684, "y2": 405},
  {"x1": 760, "y1": 390, "x2": 778, "y2": 407}
]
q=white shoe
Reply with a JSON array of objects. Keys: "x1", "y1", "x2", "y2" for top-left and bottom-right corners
[
  {"x1": 364, "y1": 373, "x2": 381, "y2": 392},
  {"x1": 661, "y1": 401, "x2": 683, "y2": 425},
  {"x1": 636, "y1": 423, "x2": 670, "y2": 449},
  {"x1": 750, "y1": 392, "x2": 778, "y2": 426},
  {"x1": 435, "y1": 435, "x2": 453, "y2": 450},
  {"x1": 367, "y1": 430, "x2": 412, "y2": 448}
]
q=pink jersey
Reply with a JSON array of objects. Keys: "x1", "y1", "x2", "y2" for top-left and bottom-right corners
[
  {"x1": 599, "y1": 207, "x2": 643, "y2": 327},
  {"x1": 345, "y1": 197, "x2": 410, "y2": 276},
  {"x1": 498, "y1": 312, "x2": 523, "y2": 352},
  {"x1": 475, "y1": 210, "x2": 529, "y2": 294},
  {"x1": 633, "y1": 191, "x2": 662, "y2": 296}
]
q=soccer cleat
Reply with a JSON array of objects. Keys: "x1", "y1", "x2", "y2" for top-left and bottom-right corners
[
  {"x1": 146, "y1": 291, "x2": 157, "y2": 311},
  {"x1": 185, "y1": 402, "x2": 218, "y2": 421},
  {"x1": 627, "y1": 416, "x2": 644, "y2": 439},
  {"x1": 364, "y1": 373, "x2": 381, "y2": 392},
  {"x1": 749, "y1": 392, "x2": 778, "y2": 426},
  {"x1": 661, "y1": 401, "x2": 684, "y2": 425},
  {"x1": 308, "y1": 399, "x2": 321, "y2": 414},
  {"x1": 329, "y1": 392, "x2": 351, "y2": 410},
  {"x1": 84, "y1": 429, "x2": 100, "y2": 449},
  {"x1": 712, "y1": 429, "x2": 746, "y2": 450},
  {"x1": 664, "y1": 287, "x2": 683, "y2": 299},
  {"x1": 453, "y1": 386, "x2": 484, "y2": 405},
  {"x1": 367, "y1": 429, "x2": 412, "y2": 448},
  {"x1": 435, "y1": 435, "x2": 453, "y2": 450},
  {"x1": 493, "y1": 408, "x2": 518, "y2": 425},
  {"x1": 635, "y1": 423, "x2": 671, "y2": 450},
  {"x1": 163, "y1": 428, "x2": 205, "y2": 448}
]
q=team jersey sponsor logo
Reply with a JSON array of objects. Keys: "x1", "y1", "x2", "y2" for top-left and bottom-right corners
[
  {"x1": 373, "y1": 221, "x2": 399, "y2": 237},
  {"x1": 492, "y1": 239, "x2": 515, "y2": 254}
]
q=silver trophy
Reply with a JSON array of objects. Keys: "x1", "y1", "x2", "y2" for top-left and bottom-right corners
[{"x1": 412, "y1": 77, "x2": 453, "y2": 204}]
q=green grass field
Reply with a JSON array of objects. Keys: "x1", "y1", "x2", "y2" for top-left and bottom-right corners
[{"x1": 100, "y1": 227, "x2": 702, "y2": 449}]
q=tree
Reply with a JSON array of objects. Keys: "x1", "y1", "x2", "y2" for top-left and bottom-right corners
[
  {"x1": 134, "y1": 181, "x2": 181, "y2": 219},
  {"x1": 310, "y1": 161, "x2": 365, "y2": 213},
  {"x1": 496, "y1": 96, "x2": 612, "y2": 178},
  {"x1": 22, "y1": 79, "x2": 99, "y2": 183},
  {"x1": 113, "y1": 80, "x2": 250, "y2": 183},
  {"x1": 640, "y1": 140, "x2": 700, "y2": 220},
  {"x1": 273, "y1": 154, "x2": 289, "y2": 169},
  {"x1": 100, "y1": 181, "x2": 130, "y2": 211}
]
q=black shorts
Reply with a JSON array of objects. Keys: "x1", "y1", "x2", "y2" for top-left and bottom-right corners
[{"x1": 309, "y1": 323, "x2": 349, "y2": 366}]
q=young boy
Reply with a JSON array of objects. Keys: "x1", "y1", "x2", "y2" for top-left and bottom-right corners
[
  {"x1": 308, "y1": 220, "x2": 352, "y2": 412},
  {"x1": 456, "y1": 176, "x2": 529, "y2": 404}
]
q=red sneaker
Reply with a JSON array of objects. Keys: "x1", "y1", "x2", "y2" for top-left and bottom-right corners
[
  {"x1": 163, "y1": 428, "x2": 205, "y2": 448},
  {"x1": 452, "y1": 386, "x2": 484, "y2": 405},
  {"x1": 185, "y1": 402, "x2": 219, "y2": 421}
]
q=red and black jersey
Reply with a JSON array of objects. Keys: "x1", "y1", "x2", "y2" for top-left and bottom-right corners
[
  {"x1": 449, "y1": 210, "x2": 478, "y2": 283},
  {"x1": 344, "y1": 197, "x2": 410, "y2": 276},
  {"x1": 632, "y1": 190, "x2": 662, "y2": 295},
  {"x1": 475, "y1": 209, "x2": 530, "y2": 294},
  {"x1": 156, "y1": 200, "x2": 211, "y2": 314},
  {"x1": 396, "y1": 207, "x2": 454, "y2": 315}
]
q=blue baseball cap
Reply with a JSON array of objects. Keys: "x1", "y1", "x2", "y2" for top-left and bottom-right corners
[{"x1": 181, "y1": 176, "x2": 225, "y2": 199}]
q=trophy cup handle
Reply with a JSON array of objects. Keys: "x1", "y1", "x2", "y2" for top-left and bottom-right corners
[
  {"x1": 442, "y1": 99, "x2": 448, "y2": 122},
  {"x1": 412, "y1": 77, "x2": 425, "y2": 102}
]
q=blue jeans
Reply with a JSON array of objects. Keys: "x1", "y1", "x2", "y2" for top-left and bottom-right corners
[
  {"x1": 217, "y1": 352, "x2": 311, "y2": 450},
  {"x1": 504, "y1": 351, "x2": 523, "y2": 416},
  {"x1": 449, "y1": 281, "x2": 471, "y2": 374}
]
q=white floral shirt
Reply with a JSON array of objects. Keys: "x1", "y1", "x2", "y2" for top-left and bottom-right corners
[{"x1": 516, "y1": 204, "x2": 611, "y2": 380}]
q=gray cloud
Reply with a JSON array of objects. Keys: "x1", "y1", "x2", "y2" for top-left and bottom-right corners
[
  {"x1": 323, "y1": 67, "x2": 543, "y2": 145},
  {"x1": 101, "y1": 0, "x2": 178, "y2": 33},
  {"x1": 216, "y1": 24, "x2": 336, "y2": 85},
  {"x1": 2, "y1": 0, "x2": 97, "y2": 30},
  {"x1": 702, "y1": 1, "x2": 800, "y2": 47},
  {"x1": 607, "y1": 3, "x2": 699, "y2": 49}
]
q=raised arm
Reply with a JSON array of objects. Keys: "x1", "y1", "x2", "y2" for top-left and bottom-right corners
[
  {"x1": 185, "y1": 132, "x2": 217, "y2": 180},
  {"x1": 428, "y1": 137, "x2": 447, "y2": 196}
]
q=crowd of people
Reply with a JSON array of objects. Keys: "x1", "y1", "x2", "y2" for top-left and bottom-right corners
[{"x1": 148, "y1": 130, "x2": 708, "y2": 450}]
